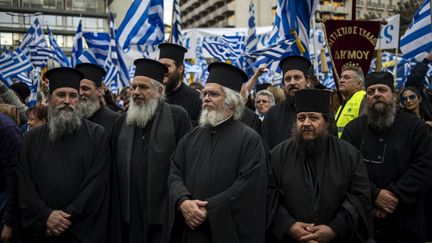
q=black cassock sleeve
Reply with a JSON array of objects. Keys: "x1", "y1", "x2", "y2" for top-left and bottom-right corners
[{"x1": 17, "y1": 133, "x2": 53, "y2": 238}]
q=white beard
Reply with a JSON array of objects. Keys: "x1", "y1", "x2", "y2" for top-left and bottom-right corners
[
  {"x1": 198, "y1": 107, "x2": 230, "y2": 127},
  {"x1": 48, "y1": 104, "x2": 83, "y2": 141},
  {"x1": 126, "y1": 96, "x2": 160, "y2": 128},
  {"x1": 80, "y1": 94, "x2": 100, "y2": 118}
]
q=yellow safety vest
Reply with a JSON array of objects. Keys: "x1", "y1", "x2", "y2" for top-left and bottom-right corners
[{"x1": 335, "y1": 90, "x2": 366, "y2": 137}]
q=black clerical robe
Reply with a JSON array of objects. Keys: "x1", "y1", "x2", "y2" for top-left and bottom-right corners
[
  {"x1": 166, "y1": 82, "x2": 202, "y2": 124},
  {"x1": 88, "y1": 105, "x2": 121, "y2": 133},
  {"x1": 342, "y1": 111, "x2": 432, "y2": 243},
  {"x1": 240, "y1": 107, "x2": 261, "y2": 133},
  {"x1": 167, "y1": 118, "x2": 267, "y2": 243},
  {"x1": 110, "y1": 102, "x2": 191, "y2": 243},
  {"x1": 17, "y1": 119, "x2": 111, "y2": 243},
  {"x1": 261, "y1": 97, "x2": 295, "y2": 151},
  {"x1": 269, "y1": 135, "x2": 372, "y2": 243}
]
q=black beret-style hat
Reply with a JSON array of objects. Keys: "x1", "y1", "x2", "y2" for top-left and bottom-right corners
[
  {"x1": 295, "y1": 89, "x2": 331, "y2": 113},
  {"x1": 45, "y1": 67, "x2": 83, "y2": 94},
  {"x1": 133, "y1": 58, "x2": 168, "y2": 83},
  {"x1": 158, "y1": 43, "x2": 188, "y2": 64},
  {"x1": 75, "y1": 63, "x2": 106, "y2": 87},
  {"x1": 206, "y1": 62, "x2": 248, "y2": 92},
  {"x1": 279, "y1": 56, "x2": 312, "y2": 76}
]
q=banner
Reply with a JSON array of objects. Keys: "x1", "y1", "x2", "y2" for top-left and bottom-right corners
[
  {"x1": 375, "y1": 14, "x2": 400, "y2": 50},
  {"x1": 323, "y1": 20, "x2": 381, "y2": 79}
]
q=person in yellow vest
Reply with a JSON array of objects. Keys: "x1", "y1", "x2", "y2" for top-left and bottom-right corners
[{"x1": 335, "y1": 66, "x2": 366, "y2": 137}]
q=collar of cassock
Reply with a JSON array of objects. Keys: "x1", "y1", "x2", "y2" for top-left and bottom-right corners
[{"x1": 209, "y1": 116, "x2": 234, "y2": 134}]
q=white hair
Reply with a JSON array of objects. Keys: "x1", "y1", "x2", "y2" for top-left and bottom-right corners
[
  {"x1": 222, "y1": 87, "x2": 245, "y2": 120},
  {"x1": 255, "y1": 90, "x2": 276, "y2": 105}
]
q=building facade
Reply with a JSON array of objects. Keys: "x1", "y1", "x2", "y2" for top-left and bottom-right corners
[
  {"x1": 317, "y1": 0, "x2": 400, "y2": 20},
  {"x1": 180, "y1": 0, "x2": 276, "y2": 28},
  {"x1": 0, "y1": 0, "x2": 111, "y2": 53}
]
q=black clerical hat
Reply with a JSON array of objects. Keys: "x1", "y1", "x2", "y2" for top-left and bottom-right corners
[
  {"x1": 45, "y1": 67, "x2": 83, "y2": 94},
  {"x1": 75, "y1": 63, "x2": 106, "y2": 87},
  {"x1": 133, "y1": 58, "x2": 168, "y2": 83},
  {"x1": 365, "y1": 71, "x2": 395, "y2": 91},
  {"x1": 279, "y1": 56, "x2": 312, "y2": 76},
  {"x1": 256, "y1": 83, "x2": 271, "y2": 92},
  {"x1": 158, "y1": 43, "x2": 188, "y2": 64},
  {"x1": 206, "y1": 62, "x2": 248, "y2": 92},
  {"x1": 295, "y1": 89, "x2": 331, "y2": 113}
]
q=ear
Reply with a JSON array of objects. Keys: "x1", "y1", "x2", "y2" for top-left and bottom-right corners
[
  {"x1": 178, "y1": 64, "x2": 184, "y2": 74},
  {"x1": 97, "y1": 86, "x2": 104, "y2": 97}
]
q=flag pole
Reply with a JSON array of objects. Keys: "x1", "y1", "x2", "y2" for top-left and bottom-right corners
[
  {"x1": 168, "y1": 0, "x2": 176, "y2": 43},
  {"x1": 312, "y1": 16, "x2": 319, "y2": 78},
  {"x1": 352, "y1": 0, "x2": 356, "y2": 21},
  {"x1": 393, "y1": 47, "x2": 399, "y2": 87}
]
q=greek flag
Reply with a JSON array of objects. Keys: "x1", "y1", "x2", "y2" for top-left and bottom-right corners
[
  {"x1": 0, "y1": 48, "x2": 33, "y2": 80},
  {"x1": 71, "y1": 20, "x2": 83, "y2": 67},
  {"x1": 109, "y1": 13, "x2": 130, "y2": 88},
  {"x1": 28, "y1": 69, "x2": 41, "y2": 108},
  {"x1": 83, "y1": 32, "x2": 110, "y2": 66},
  {"x1": 29, "y1": 46, "x2": 52, "y2": 68},
  {"x1": 103, "y1": 58, "x2": 118, "y2": 86},
  {"x1": 170, "y1": 0, "x2": 183, "y2": 45},
  {"x1": 267, "y1": 0, "x2": 316, "y2": 55},
  {"x1": 20, "y1": 18, "x2": 48, "y2": 54},
  {"x1": 246, "y1": 0, "x2": 258, "y2": 52},
  {"x1": 203, "y1": 35, "x2": 245, "y2": 66},
  {"x1": 400, "y1": 0, "x2": 432, "y2": 59},
  {"x1": 117, "y1": 0, "x2": 164, "y2": 50},
  {"x1": 77, "y1": 50, "x2": 98, "y2": 64},
  {"x1": 246, "y1": 39, "x2": 295, "y2": 73},
  {"x1": 48, "y1": 27, "x2": 70, "y2": 67}
]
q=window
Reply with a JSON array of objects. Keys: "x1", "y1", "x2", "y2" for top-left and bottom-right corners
[{"x1": 0, "y1": 33, "x2": 13, "y2": 46}]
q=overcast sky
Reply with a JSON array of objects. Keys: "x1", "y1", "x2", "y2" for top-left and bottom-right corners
[{"x1": 164, "y1": 0, "x2": 173, "y2": 25}]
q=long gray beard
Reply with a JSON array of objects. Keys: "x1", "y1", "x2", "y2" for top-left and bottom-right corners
[
  {"x1": 48, "y1": 104, "x2": 83, "y2": 141},
  {"x1": 367, "y1": 101, "x2": 396, "y2": 131},
  {"x1": 80, "y1": 97, "x2": 100, "y2": 118},
  {"x1": 126, "y1": 97, "x2": 160, "y2": 128},
  {"x1": 198, "y1": 104, "x2": 230, "y2": 128}
]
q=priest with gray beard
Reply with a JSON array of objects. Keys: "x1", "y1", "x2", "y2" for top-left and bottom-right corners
[
  {"x1": 76, "y1": 63, "x2": 120, "y2": 132},
  {"x1": 342, "y1": 72, "x2": 432, "y2": 243},
  {"x1": 17, "y1": 67, "x2": 112, "y2": 242},
  {"x1": 167, "y1": 62, "x2": 267, "y2": 243},
  {"x1": 110, "y1": 58, "x2": 192, "y2": 243}
]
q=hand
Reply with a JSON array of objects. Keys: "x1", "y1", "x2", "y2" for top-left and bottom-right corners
[
  {"x1": 425, "y1": 52, "x2": 432, "y2": 61},
  {"x1": 425, "y1": 121, "x2": 432, "y2": 127},
  {"x1": 372, "y1": 208, "x2": 388, "y2": 218},
  {"x1": 46, "y1": 210, "x2": 72, "y2": 236},
  {"x1": 375, "y1": 189, "x2": 398, "y2": 213},
  {"x1": 179, "y1": 200, "x2": 208, "y2": 230},
  {"x1": 1, "y1": 224, "x2": 11, "y2": 243},
  {"x1": 300, "y1": 225, "x2": 336, "y2": 243},
  {"x1": 288, "y1": 222, "x2": 314, "y2": 240},
  {"x1": 254, "y1": 64, "x2": 268, "y2": 77}
]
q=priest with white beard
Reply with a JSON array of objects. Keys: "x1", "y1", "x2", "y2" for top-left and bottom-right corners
[
  {"x1": 75, "y1": 63, "x2": 120, "y2": 133},
  {"x1": 167, "y1": 62, "x2": 267, "y2": 243},
  {"x1": 110, "y1": 58, "x2": 192, "y2": 243}
]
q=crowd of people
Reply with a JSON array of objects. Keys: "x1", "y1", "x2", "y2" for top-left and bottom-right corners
[{"x1": 0, "y1": 42, "x2": 431, "y2": 243}]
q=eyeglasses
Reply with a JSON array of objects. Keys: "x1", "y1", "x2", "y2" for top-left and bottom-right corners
[
  {"x1": 400, "y1": 94, "x2": 417, "y2": 103},
  {"x1": 255, "y1": 99, "x2": 270, "y2": 104},
  {"x1": 202, "y1": 90, "x2": 223, "y2": 98},
  {"x1": 359, "y1": 136, "x2": 386, "y2": 164}
]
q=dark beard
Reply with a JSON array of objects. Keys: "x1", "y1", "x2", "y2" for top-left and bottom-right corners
[
  {"x1": 367, "y1": 100, "x2": 396, "y2": 131},
  {"x1": 165, "y1": 72, "x2": 181, "y2": 94},
  {"x1": 292, "y1": 125, "x2": 329, "y2": 155}
]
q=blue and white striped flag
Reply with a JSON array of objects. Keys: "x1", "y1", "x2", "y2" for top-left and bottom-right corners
[
  {"x1": 83, "y1": 32, "x2": 110, "y2": 66},
  {"x1": 109, "y1": 13, "x2": 130, "y2": 88},
  {"x1": 0, "y1": 49, "x2": 33, "y2": 80},
  {"x1": 48, "y1": 27, "x2": 70, "y2": 67},
  {"x1": 117, "y1": 0, "x2": 164, "y2": 50},
  {"x1": 203, "y1": 35, "x2": 245, "y2": 66},
  {"x1": 170, "y1": 0, "x2": 183, "y2": 45},
  {"x1": 28, "y1": 69, "x2": 41, "y2": 108},
  {"x1": 71, "y1": 20, "x2": 83, "y2": 67},
  {"x1": 400, "y1": 0, "x2": 432, "y2": 59},
  {"x1": 29, "y1": 46, "x2": 52, "y2": 68},
  {"x1": 103, "y1": 58, "x2": 119, "y2": 86},
  {"x1": 246, "y1": 39, "x2": 296, "y2": 73},
  {"x1": 246, "y1": 0, "x2": 258, "y2": 52},
  {"x1": 267, "y1": 0, "x2": 316, "y2": 56},
  {"x1": 77, "y1": 50, "x2": 99, "y2": 65}
]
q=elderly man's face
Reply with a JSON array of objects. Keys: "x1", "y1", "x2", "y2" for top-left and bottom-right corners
[
  {"x1": 283, "y1": 70, "x2": 310, "y2": 96},
  {"x1": 255, "y1": 95, "x2": 272, "y2": 114},
  {"x1": 202, "y1": 83, "x2": 225, "y2": 112},
  {"x1": 296, "y1": 112, "x2": 327, "y2": 141},
  {"x1": 80, "y1": 79, "x2": 101, "y2": 103},
  {"x1": 339, "y1": 70, "x2": 361, "y2": 94},
  {"x1": 50, "y1": 87, "x2": 79, "y2": 111},
  {"x1": 131, "y1": 76, "x2": 161, "y2": 107},
  {"x1": 366, "y1": 84, "x2": 395, "y2": 113}
]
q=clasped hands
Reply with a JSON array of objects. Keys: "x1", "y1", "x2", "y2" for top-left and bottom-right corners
[{"x1": 180, "y1": 199, "x2": 208, "y2": 230}]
